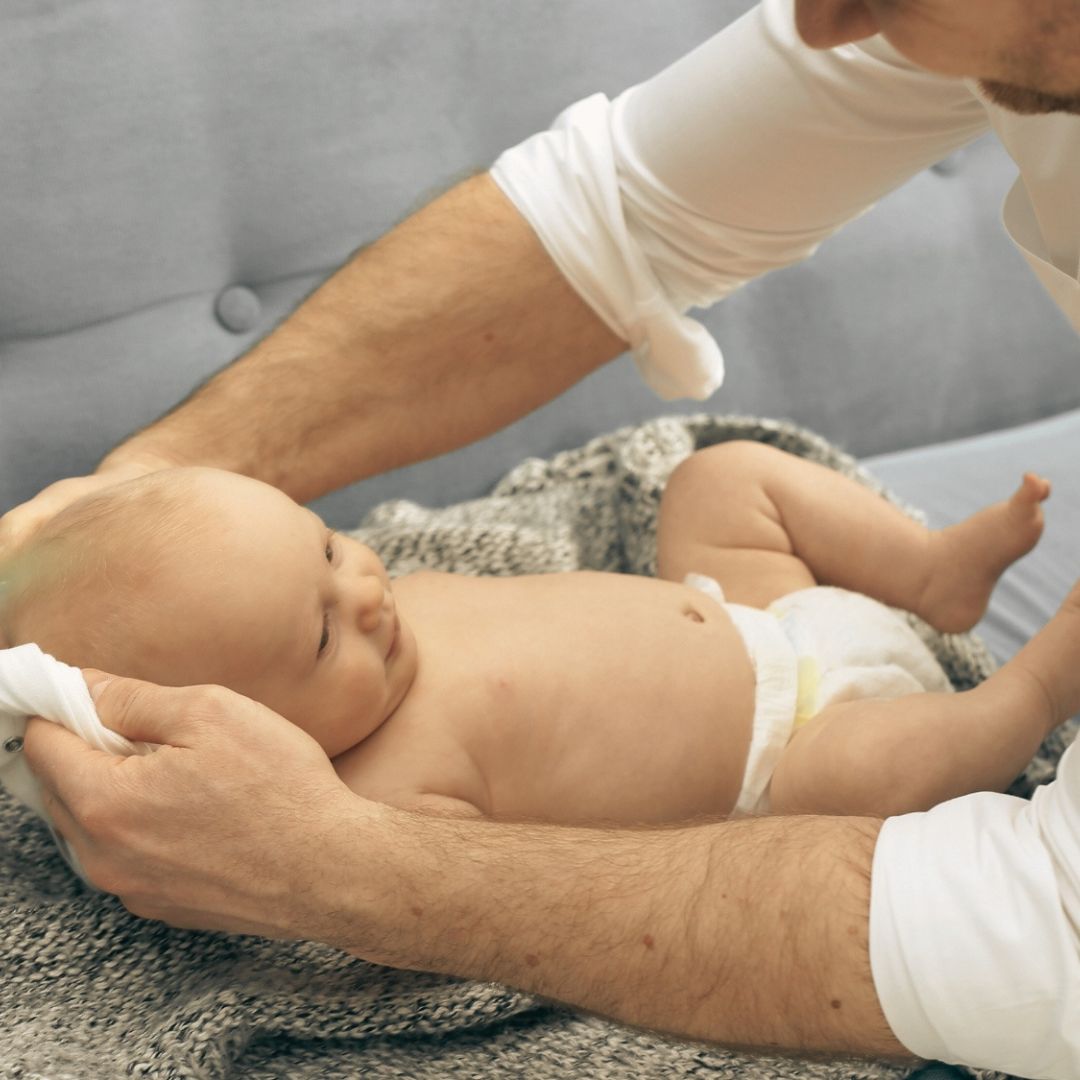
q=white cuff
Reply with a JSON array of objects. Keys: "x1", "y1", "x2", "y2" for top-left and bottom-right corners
[
  {"x1": 870, "y1": 747, "x2": 1080, "y2": 1079},
  {"x1": 490, "y1": 92, "x2": 724, "y2": 402}
]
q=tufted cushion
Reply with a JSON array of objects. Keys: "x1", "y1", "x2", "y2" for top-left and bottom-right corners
[{"x1": 2, "y1": 0, "x2": 1077, "y2": 530}]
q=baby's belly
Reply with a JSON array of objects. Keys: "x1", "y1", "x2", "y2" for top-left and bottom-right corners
[{"x1": 468, "y1": 573, "x2": 760, "y2": 825}]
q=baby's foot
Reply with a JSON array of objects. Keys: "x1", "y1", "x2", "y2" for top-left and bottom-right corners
[{"x1": 917, "y1": 473, "x2": 1050, "y2": 634}]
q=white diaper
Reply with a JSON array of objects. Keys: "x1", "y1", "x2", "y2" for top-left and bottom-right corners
[{"x1": 684, "y1": 576, "x2": 953, "y2": 816}]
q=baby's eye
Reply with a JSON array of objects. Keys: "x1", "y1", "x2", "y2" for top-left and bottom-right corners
[
  {"x1": 325, "y1": 530, "x2": 339, "y2": 564},
  {"x1": 318, "y1": 612, "x2": 331, "y2": 657}
]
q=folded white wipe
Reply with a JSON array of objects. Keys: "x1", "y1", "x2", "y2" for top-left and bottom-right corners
[{"x1": 0, "y1": 643, "x2": 158, "y2": 888}]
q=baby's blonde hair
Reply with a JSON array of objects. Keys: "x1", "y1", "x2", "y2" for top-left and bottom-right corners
[{"x1": 0, "y1": 472, "x2": 210, "y2": 668}]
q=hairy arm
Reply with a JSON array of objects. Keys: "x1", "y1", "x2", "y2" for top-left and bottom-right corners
[
  {"x1": 101, "y1": 173, "x2": 625, "y2": 504},
  {"x1": 329, "y1": 806, "x2": 909, "y2": 1058},
  {"x1": 26, "y1": 674, "x2": 907, "y2": 1059}
]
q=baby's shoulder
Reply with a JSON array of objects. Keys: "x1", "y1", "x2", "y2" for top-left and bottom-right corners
[{"x1": 332, "y1": 704, "x2": 484, "y2": 811}]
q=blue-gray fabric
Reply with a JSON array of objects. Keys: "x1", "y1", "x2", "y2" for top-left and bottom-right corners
[{"x1": 2, "y1": 0, "x2": 1078, "y2": 530}]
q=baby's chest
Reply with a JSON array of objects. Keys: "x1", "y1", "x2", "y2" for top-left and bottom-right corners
[
  {"x1": 526, "y1": 574, "x2": 752, "y2": 689},
  {"x1": 429, "y1": 575, "x2": 760, "y2": 821},
  {"x1": 442, "y1": 575, "x2": 758, "y2": 744}
]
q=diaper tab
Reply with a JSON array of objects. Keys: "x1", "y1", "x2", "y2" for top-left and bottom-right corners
[{"x1": 683, "y1": 572, "x2": 726, "y2": 603}]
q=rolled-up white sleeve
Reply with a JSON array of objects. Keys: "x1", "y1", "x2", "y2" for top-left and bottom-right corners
[
  {"x1": 870, "y1": 740, "x2": 1080, "y2": 1079},
  {"x1": 490, "y1": 0, "x2": 989, "y2": 400}
]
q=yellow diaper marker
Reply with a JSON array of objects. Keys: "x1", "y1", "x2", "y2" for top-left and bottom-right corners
[{"x1": 793, "y1": 656, "x2": 821, "y2": 729}]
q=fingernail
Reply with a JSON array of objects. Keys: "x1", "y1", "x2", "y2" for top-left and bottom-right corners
[{"x1": 89, "y1": 678, "x2": 113, "y2": 705}]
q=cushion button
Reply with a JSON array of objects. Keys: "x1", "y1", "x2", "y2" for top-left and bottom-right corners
[{"x1": 214, "y1": 285, "x2": 261, "y2": 334}]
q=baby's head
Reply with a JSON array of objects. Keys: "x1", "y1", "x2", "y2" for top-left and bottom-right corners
[{"x1": 0, "y1": 468, "x2": 416, "y2": 757}]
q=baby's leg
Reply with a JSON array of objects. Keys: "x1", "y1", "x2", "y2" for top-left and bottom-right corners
[
  {"x1": 658, "y1": 441, "x2": 1048, "y2": 630},
  {"x1": 767, "y1": 580, "x2": 1080, "y2": 817}
]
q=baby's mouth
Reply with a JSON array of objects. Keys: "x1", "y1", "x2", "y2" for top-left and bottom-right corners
[{"x1": 385, "y1": 612, "x2": 400, "y2": 660}]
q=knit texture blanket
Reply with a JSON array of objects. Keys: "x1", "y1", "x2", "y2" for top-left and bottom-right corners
[{"x1": 1, "y1": 413, "x2": 1070, "y2": 1080}]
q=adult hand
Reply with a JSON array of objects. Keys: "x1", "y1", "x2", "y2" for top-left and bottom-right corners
[
  {"x1": 21, "y1": 670, "x2": 380, "y2": 946},
  {"x1": 0, "y1": 459, "x2": 167, "y2": 558}
]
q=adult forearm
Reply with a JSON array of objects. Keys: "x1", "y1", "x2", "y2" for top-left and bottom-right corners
[
  {"x1": 328, "y1": 809, "x2": 910, "y2": 1059},
  {"x1": 100, "y1": 173, "x2": 625, "y2": 504}
]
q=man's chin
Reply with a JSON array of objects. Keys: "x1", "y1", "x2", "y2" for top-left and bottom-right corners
[{"x1": 979, "y1": 78, "x2": 1080, "y2": 117}]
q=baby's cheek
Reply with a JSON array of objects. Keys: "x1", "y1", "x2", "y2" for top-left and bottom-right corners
[
  {"x1": 277, "y1": 688, "x2": 355, "y2": 757},
  {"x1": 275, "y1": 658, "x2": 390, "y2": 758}
]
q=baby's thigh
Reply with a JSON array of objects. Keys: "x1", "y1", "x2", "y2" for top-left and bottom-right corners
[
  {"x1": 686, "y1": 544, "x2": 816, "y2": 609},
  {"x1": 767, "y1": 693, "x2": 952, "y2": 817},
  {"x1": 766, "y1": 701, "x2": 876, "y2": 816}
]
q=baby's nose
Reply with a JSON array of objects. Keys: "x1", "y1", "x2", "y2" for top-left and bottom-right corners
[{"x1": 353, "y1": 573, "x2": 386, "y2": 633}]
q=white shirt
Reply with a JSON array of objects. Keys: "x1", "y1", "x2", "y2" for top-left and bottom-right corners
[
  {"x1": 491, "y1": 0, "x2": 1080, "y2": 401},
  {"x1": 490, "y1": 1, "x2": 1080, "y2": 1074},
  {"x1": 871, "y1": 742, "x2": 1080, "y2": 1078}
]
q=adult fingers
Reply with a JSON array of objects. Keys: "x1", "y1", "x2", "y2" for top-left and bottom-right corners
[
  {"x1": 20, "y1": 717, "x2": 119, "y2": 892},
  {"x1": 80, "y1": 669, "x2": 212, "y2": 748},
  {"x1": 0, "y1": 489, "x2": 56, "y2": 555},
  {"x1": 25, "y1": 723, "x2": 84, "y2": 837},
  {"x1": 21, "y1": 714, "x2": 127, "y2": 825},
  {"x1": 0, "y1": 474, "x2": 111, "y2": 557}
]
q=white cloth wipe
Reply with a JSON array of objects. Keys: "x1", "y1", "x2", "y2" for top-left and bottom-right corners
[{"x1": 0, "y1": 643, "x2": 158, "y2": 887}]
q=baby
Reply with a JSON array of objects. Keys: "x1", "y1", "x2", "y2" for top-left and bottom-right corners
[{"x1": 0, "y1": 441, "x2": 1069, "y2": 823}]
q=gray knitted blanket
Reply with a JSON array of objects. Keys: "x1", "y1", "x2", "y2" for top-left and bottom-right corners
[{"x1": 1, "y1": 413, "x2": 1069, "y2": 1080}]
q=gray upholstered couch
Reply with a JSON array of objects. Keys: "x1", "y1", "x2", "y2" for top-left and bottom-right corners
[
  {"x1": 2, "y1": 3, "x2": 1078, "y2": 1076},
  {"x1": 3, "y1": 2, "x2": 1078, "y2": 672}
]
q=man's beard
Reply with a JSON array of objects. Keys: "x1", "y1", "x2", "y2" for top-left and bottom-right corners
[{"x1": 979, "y1": 78, "x2": 1080, "y2": 116}]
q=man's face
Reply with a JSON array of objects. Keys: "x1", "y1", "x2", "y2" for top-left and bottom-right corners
[{"x1": 794, "y1": 0, "x2": 1080, "y2": 114}]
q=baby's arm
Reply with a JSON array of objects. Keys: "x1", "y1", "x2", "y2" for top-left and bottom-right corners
[
  {"x1": 332, "y1": 752, "x2": 486, "y2": 819},
  {"x1": 657, "y1": 441, "x2": 1047, "y2": 631},
  {"x1": 405, "y1": 793, "x2": 485, "y2": 818}
]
